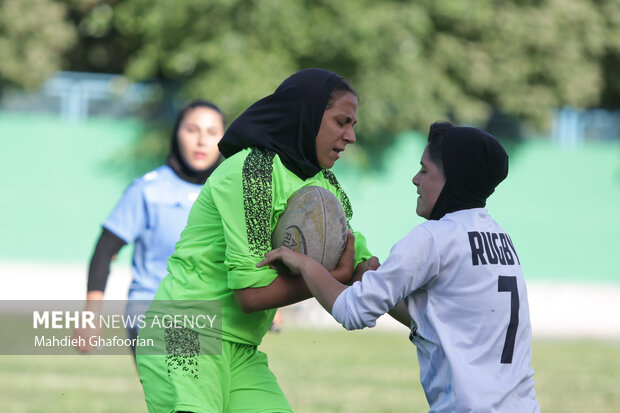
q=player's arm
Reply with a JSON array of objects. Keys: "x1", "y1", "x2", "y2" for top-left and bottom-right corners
[
  {"x1": 267, "y1": 227, "x2": 436, "y2": 331},
  {"x1": 86, "y1": 228, "x2": 126, "y2": 293},
  {"x1": 351, "y1": 256, "x2": 380, "y2": 283},
  {"x1": 257, "y1": 241, "x2": 408, "y2": 324},
  {"x1": 330, "y1": 227, "x2": 437, "y2": 331},
  {"x1": 349, "y1": 257, "x2": 409, "y2": 326},
  {"x1": 256, "y1": 244, "x2": 348, "y2": 313},
  {"x1": 233, "y1": 274, "x2": 310, "y2": 313},
  {"x1": 74, "y1": 228, "x2": 126, "y2": 352},
  {"x1": 350, "y1": 258, "x2": 410, "y2": 328},
  {"x1": 388, "y1": 301, "x2": 411, "y2": 328},
  {"x1": 234, "y1": 233, "x2": 355, "y2": 312}
]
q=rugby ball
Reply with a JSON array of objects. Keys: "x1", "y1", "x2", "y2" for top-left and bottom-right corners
[{"x1": 271, "y1": 186, "x2": 348, "y2": 271}]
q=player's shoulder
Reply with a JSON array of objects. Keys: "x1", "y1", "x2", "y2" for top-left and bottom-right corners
[
  {"x1": 395, "y1": 223, "x2": 436, "y2": 251},
  {"x1": 209, "y1": 148, "x2": 285, "y2": 189},
  {"x1": 418, "y1": 216, "x2": 458, "y2": 237},
  {"x1": 436, "y1": 208, "x2": 491, "y2": 231},
  {"x1": 422, "y1": 208, "x2": 508, "y2": 246},
  {"x1": 384, "y1": 224, "x2": 438, "y2": 265},
  {"x1": 132, "y1": 165, "x2": 173, "y2": 186},
  {"x1": 415, "y1": 213, "x2": 471, "y2": 246},
  {"x1": 121, "y1": 165, "x2": 181, "y2": 200},
  {"x1": 210, "y1": 148, "x2": 259, "y2": 180}
]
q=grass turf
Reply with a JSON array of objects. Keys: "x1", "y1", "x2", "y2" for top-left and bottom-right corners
[{"x1": 0, "y1": 328, "x2": 618, "y2": 412}]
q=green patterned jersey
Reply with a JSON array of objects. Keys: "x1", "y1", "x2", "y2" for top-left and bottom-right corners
[{"x1": 153, "y1": 148, "x2": 372, "y2": 346}]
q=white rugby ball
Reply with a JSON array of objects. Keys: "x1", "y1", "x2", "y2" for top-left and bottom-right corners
[{"x1": 271, "y1": 186, "x2": 348, "y2": 271}]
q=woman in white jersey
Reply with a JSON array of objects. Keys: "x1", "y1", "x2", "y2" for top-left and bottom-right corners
[{"x1": 259, "y1": 122, "x2": 540, "y2": 412}]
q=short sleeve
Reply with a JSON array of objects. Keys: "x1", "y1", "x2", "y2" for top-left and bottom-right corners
[
  {"x1": 352, "y1": 230, "x2": 372, "y2": 267},
  {"x1": 210, "y1": 150, "x2": 279, "y2": 290},
  {"x1": 103, "y1": 180, "x2": 147, "y2": 244}
]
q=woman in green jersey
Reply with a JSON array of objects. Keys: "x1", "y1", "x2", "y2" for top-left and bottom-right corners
[{"x1": 137, "y1": 68, "x2": 377, "y2": 412}]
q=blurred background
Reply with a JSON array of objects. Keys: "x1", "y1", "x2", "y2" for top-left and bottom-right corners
[{"x1": 0, "y1": 0, "x2": 619, "y2": 411}]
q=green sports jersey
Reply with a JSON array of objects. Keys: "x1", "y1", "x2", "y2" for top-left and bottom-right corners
[{"x1": 153, "y1": 147, "x2": 372, "y2": 346}]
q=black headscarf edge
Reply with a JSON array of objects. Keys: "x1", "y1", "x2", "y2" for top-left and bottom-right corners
[
  {"x1": 429, "y1": 126, "x2": 509, "y2": 220},
  {"x1": 218, "y1": 69, "x2": 343, "y2": 180}
]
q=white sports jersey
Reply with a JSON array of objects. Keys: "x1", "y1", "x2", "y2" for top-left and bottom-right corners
[{"x1": 332, "y1": 208, "x2": 539, "y2": 412}]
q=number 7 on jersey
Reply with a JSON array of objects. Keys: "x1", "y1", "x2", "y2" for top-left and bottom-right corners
[{"x1": 498, "y1": 276, "x2": 519, "y2": 364}]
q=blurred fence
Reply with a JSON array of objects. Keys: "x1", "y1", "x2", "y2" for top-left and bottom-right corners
[
  {"x1": 0, "y1": 71, "x2": 157, "y2": 122},
  {"x1": 2, "y1": 71, "x2": 620, "y2": 142},
  {"x1": 553, "y1": 107, "x2": 620, "y2": 146}
]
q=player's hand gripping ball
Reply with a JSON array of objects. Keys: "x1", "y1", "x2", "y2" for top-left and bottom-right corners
[{"x1": 271, "y1": 186, "x2": 348, "y2": 271}]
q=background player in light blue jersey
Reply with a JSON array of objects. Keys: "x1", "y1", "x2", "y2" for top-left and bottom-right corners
[
  {"x1": 74, "y1": 100, "x2": 226, "y2": 355},
  {"x1": 259, "y1": 122, "x2": 540, "y2": 412}
]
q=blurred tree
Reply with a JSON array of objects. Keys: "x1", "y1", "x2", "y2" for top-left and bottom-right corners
[
  {"x1": 599, "y1": 0, "x2": 620, "y2": 108},
  {"x1": 24, "y1": 0, "x2": 620, "y2": 155},
  {"x1": 0, "y1": 0, "x2": 76, "y2": 89}
]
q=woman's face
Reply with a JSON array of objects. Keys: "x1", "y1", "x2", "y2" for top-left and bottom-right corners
[
  {"x1": 412, "y1": 147, "x2": 446, "y2": 219},
  {"x1": 315, "y1": 92, "x2": 358, "y2": 169},
  {"x1": 177, "y1": 107, "x2": 225, "y2": 171}
]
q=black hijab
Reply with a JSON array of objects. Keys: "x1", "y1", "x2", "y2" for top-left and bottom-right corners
[
  {"x1": 167, "y1": 100, "x2": 224, "y2": 185},
  {"x1": 430, "y1": 125, "x2": 509, "y2": 220},
  {"x1": 218, "y1": 68, "x2": 343, "y2": 180}
]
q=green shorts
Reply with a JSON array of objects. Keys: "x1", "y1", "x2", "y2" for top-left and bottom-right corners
[{"x1": 137, "y1": 340, "x2": 292, "y2": 413}]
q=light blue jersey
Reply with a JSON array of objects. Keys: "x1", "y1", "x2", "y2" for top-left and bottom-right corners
[{"x1": 104, "y1": 165, "x2": 202, "y2": 301}]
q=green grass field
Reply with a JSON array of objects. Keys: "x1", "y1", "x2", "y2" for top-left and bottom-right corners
[{"x1": 0, "y1": 328, "x2": 618, "y2": 412}]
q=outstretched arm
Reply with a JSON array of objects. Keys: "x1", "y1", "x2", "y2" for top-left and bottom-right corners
[
  {"x1": 235, "y1": 233, "x2": 356, "y2": 313},
  {"x1": 294, "y1": 259, "x2": 347, "y2": 313},
  {"x1": 256, "y1": 237, "x2": 353, "y2": 313}
]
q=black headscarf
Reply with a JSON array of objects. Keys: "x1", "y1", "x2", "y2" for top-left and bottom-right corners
[
  {"x1": 218, "y1": 68, "x2": 343, "y2": 180},
  {"x1": 167, "y1": 147, "x2": 221, "y2": 185},
  {"x1": 167, "y1": 100, "x2": 225, "y2": 185},
  {"x1": 430, "y1": 126, "x2": 509, "y2": 220}
]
